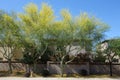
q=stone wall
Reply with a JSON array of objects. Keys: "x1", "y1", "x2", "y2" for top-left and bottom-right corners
[
  {"x1": 47, "y1": 61, "x2": 120, "y2": 75},
  {"x1": 0, "y1": 61, "x2": 120, "y2": 75},
  {"x1": 90, "y1": 63, "x2": 120, "y2": 75},
  {"x1": 0, "y1": 61, "x2": 25, "y2": 71},
  {"x1": 47, "y1": 61, "x2": 89, "y2": 74},
  {"x1": 0, "y1": 61, "x2": 46, "y2": 73}
]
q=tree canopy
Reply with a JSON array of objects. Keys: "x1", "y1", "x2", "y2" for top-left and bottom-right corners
[{"x1": 0, "y1": 2, "x2": 110, "y2": 75}]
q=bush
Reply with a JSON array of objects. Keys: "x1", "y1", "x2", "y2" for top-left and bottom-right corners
[
  {"x1": 80, "y1": 69, "x2": 88, "y2": 76},
  {"x1": 41, "y1": 69, "x2": 50, "y2": 77},
  {"x1": 94, "y1": 57, "x2": 106, "y2": 62},
  {"x1": 24, "y1": 73, "x2": 30, "y2": 77}
]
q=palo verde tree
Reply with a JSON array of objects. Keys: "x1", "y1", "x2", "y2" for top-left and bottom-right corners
[
  {"x1": 102, "y1": 39, "x2": 120, "y2": 76},
  {"x1": 75, "y1": 13, "x2": 109, "y2": 61},
  {"x1": 49, "y1": 10, "x2": 80, "y2": 77},
  {"x1": 0, "y1": 12, "x2": 20, "y2": 74},
  {"x1": 48, "y1": 11, "x2": 109, "y2": 77},
  {"x1": 18, "y1": 3, "x2": 55, "y2": 76}
]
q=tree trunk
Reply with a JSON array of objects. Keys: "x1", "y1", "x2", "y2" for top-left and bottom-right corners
[
  {"x1": 25, "y1": 64, "x2": 27, "y2": 73},
  {"x1": 60, "y1": 59, "x2": 65, "y2": 77},
  {"x1": 60, "y1": 61, "x2": 63, "y2": 77},
  {"x1": 25, "y1": 64, "x2": 31, "y2": 77},
  {"x1": 109, "y1": 62, "x2": 112, "y2": 76},
  {"x1": 30, "y1": 65, "x2": 33, "y2": 77},
  {"x1": 26, "y1": 64, "x2": 33, "y2": 77},
  {"x1": 33, "y1": 63, "x2": 37, "y2": 73},
  {"x1": 8, "y1": 59, "x2": 12, "y2": 74},
  {"x1": 27, "y1": 64, "x2": 33, "y2": 77},
  {"x1": 28, "y1": 64, "x2": 30, "y2": 73}
]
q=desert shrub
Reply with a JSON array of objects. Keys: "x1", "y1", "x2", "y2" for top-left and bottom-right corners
[
  {"x1": 94, "y1": 56, "x2": 106, "y2": 62},
  {"x1": 41, "y1": 69, "x2": 50, "y2": 77},
  {"x1": 80, "y1": 69, "x2": 88, "y2": 76},
  {"x1": 24, "y1": 73, "x2": 30, "y2": 77}
]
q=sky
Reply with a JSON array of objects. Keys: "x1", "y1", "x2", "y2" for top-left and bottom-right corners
[{"x1": 0, "y1": 0, "x2": 120, "y2": 39}]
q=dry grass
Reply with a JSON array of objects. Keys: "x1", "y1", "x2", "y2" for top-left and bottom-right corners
[
  {"x1": 0, "y1": 71, "x2": 25, "y2": 77},
  {"x1": 48, "y1": 74, "x2": 120, "y2": 78},
  {"x1": 0, "y1": 71, "x2": 120, "y2": 78}
]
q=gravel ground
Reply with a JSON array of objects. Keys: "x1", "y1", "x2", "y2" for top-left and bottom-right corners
[{"x1": 0, "y1": 77, "x2": 120, "y2": 80}]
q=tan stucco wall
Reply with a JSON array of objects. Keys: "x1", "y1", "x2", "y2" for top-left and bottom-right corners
[
  {"x1": 0, "y1": 47, "x2": 23, "y2": 61},
  {"x1": 12, "y1": 48, "x2": 23, "y2": 60}
]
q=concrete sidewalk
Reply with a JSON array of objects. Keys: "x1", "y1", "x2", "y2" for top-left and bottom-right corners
[{"x1": 0, "y1": 77, "x2": 120, "y2": 80}]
